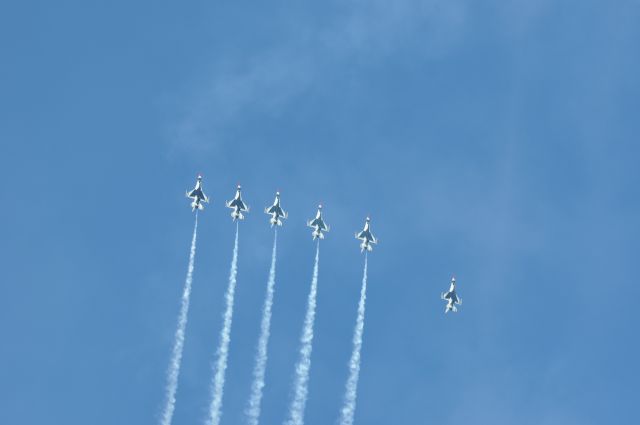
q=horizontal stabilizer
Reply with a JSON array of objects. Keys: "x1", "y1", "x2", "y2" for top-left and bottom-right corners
[
  {"x1": 360, "y1": 242, "x2": 373, "y2": 252},
  {"x1": 270, "y1": 217, "x2": 283, "y2": 227}
]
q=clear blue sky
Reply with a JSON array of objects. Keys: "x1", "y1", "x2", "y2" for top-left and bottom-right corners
[{"x1": 1, "y1": 1, "x2": 638, "y2": 424}]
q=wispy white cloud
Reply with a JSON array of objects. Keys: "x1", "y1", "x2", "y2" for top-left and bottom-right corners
[{"x1": 171, "y1": 0, "x2": 469, "y2": 153}]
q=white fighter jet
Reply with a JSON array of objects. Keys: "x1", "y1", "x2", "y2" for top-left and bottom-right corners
[
  {"x1": 307, "y1": 204, "x2": 330, "y2": 240},
  {"x1": 265, "y1": 191, "x2": 287, "y2": 227},
  {"x1": 186, "y1": 175, "x2": 210, "y2": 211},
  {"x1": 441, "y1": 277, "x2": 462, "y2": 313},
  {"x1": 226, "y1": 185, "x2": 249, "y2": 221},
  {"x1": 355, "y1": 217, "x2": 377, "y2": 252}
]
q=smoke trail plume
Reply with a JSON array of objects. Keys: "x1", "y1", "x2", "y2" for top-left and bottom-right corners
[
  {"x1": 284, "y1": 242, "x2": 320, "y2": 425},
  {"x1": 338, "y1": 254, "x2": 368, "y2": 425},
  {"x1": 160, "y1": 214, "x2": 199, "y2": 425},
  {"x1": 245, "y1": 230, "x2": 278, "y2": 425},
  {"x1": 206, "y1": 223, "x2": 240, "y2": 425}
]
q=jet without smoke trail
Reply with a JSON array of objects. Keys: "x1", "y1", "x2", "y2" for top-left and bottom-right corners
[
  {"x1": 206, "y1": 224, "x2": 240, "y2": 425},
  {"x1": 160, "y1": 213, "x2": 199, "y2": 425},
  {"x1": 441, "y1": 276, "x2": 462, "y2": 313},
  {"x1": 245, "y1": 230, "x2": 279, "y2": 425}
]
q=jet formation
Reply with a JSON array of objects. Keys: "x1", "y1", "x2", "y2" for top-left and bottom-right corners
[{"x1": 186, "y1": 175, "x2": 462, "y2": 313}]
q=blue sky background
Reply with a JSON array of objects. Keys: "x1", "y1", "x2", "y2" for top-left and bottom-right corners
[{"x1": 1, "y1": 1, "x2": 639, "y2": 424}]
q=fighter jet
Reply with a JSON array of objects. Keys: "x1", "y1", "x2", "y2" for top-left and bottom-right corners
[
  {"x1": 265, "y1": 191, "x2": 287, "y2": 227},
  {"x1": 186, "y1": 175, "x2": 210, "y2": 211},
  {"x1": 355, "y1": 217, "x2": 377, "y2": 252},
  {"x1": 441, "y1": 277, "x2": 462, "y2": 313},
  {"x1": 307, "y1": 204, "x2": 330, "y2": 240},
  {"x1": 226, "y1": 185, "x2": 249, "y2": 221}
]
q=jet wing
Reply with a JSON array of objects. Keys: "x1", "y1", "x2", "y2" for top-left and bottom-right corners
[
  {"x1": 266, "y1": 205, "x2": 278, "y2": 214},
  {"x1": 228, "y1": 199, "x2": 246, "y2": 210},
  {"x1": 268, "y1": 206, "x2": 286, "y2": 217},
  {"x1": 356, "y1": 230, "x2": 367, "y2": 239},
  {"x1": 309, "y1": 218, "x2": 324, "y2": 228},
  {"x1": 188, "y1": 189, "x2": 200, "y2": 198}
]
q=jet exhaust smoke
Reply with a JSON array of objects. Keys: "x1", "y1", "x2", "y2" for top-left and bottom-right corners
[
  {"x1": 160, "y1": 213, "x2": 199, "y2": 425},
  {"x1": 284, "y1": 241, "x2": 320, "y2": 425},
  {"x1": 245, "y1": 230, "x2": 278, "y2": 425},
  {"x1": 206, "y1": 224, "x2": 240, "y2": 425},
  {"x1": 338, "y1": 255, "x2": 368, "y2": 425}
]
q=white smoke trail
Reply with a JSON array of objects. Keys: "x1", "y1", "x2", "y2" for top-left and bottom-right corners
[
  {"x1": 245, "y1": 230, "x2": 278, "y2": 425},
  {"x1": 284, "y1": 241, "x2": 320, "y2": 425},
  {"x1": 338, "y1": 254, "x2": 368, "y2": 425},
  {"x1": 206, "y1": 223, "x2": 240, "y2": 425},
  {"x1": 160, "y1": 213, "x2": 199, "y2": 425}
]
